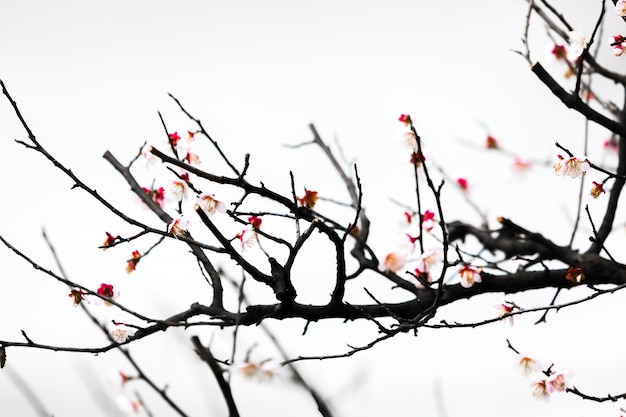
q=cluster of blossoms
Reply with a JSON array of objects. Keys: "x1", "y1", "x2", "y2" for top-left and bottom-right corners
[
  {"x1": 167, "y1": 130, "x2": 201, "y2": 165},
  {"x1": 517, "y1": 355, "x2": 572, "y2": 401},
  {"x1": 552, "y1": 155, "x2": 606, "y2": 199}
]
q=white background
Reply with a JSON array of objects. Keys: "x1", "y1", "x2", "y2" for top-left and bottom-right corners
[{"x1": 1, "y1": 1, "x2": 626, "y2": 416}]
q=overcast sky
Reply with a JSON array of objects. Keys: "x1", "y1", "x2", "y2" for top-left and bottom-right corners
[{"x1": 1, "y1": 1, "x2": 625, "y2": 416}]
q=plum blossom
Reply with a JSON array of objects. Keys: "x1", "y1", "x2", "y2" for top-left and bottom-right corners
[
  {"x1": 232, "y1": 360, "x2": 280, "y2": 381},
  {"x1": 170, "y1": 176, "x2": 189, "y2": 201},
  {"x1": 415, "y1": 247, "x2": 442, "y2": 281},
  {"x1": 400, "y1": 211, "x2": 413, "y2": 226},
  {"x1": 196, "y1": 193, "x2": 227, "y2": 215},
  {"x1": 142, "y1": 186, "x2": 166, "y2": 208},
  {"x1": 568, "y1": 30, "x2": 587, "y2": 57},
  {"x1": 398, "y1": 114, "x2": 411, "y2": 126},
  {"x1": 404, "y1": 131, "x2": 418, "y2": 149},
  {"x1": 108, "y1": 369, "x2": 134, "y2": 392},
  {"x1": 125, "y1": 250, "x2": 141, "y2": 274},
  {"x1": 553, "y1": 155, "x2": 590, "y2": 178},
  {"x1": 485, "y1": 135, "x2": 499, "y2": 149},
  {"x1": 410, "y1": 151, "x2": 426, "y2": 167},
  {"x1": 517, "y1": 355, "x2": 542, "y2": 376},
  {"x1": 68, "y1": 288, "x2": 88, "y2": 306},
  {"x1": 399, "y1": 233, "x2": 419, "y2": 255},
  {"x1": 248, "y1": 215, "x2": 262, "y2": 229},
  {"x1": 565, "y1": 267, "x2": 585, "y2": 283},
  {"x1": 102, "y1": 232, "x2": 115, "y2": 250},
  {"x1": 456, "y1": 177, "x2": 469, "y2": 191},
  {"x1": 609, "y1": 35, "x2": 626, "y2": 57},
  {"x1": 115, "y1": 394, "x2": 140, "y2": 415},
  {"x1": 97, "y1": 283, "x2": 120, "y2": 306},
  {"x1": 531, "y1": 379, "x2": 550, "y2": 401},
  {"x1": 168, "y1": 131, "x2": 181, "y2": 147},
  {"x1": 297, "y1": 189, "x2": 318, "y2": 209},
  {"x1": 546, "y1": 370, "x2": 572, "y2": 393},
  {"x1": 421, "y1": 209, "x2": 435, "y2": 232},
  {"x1": 458, "y1": 264, "x2": 481, "y2": 288},
  {"x1": 550, "y1": 44, "x2": 567, "y2": 60},
  {"x1": 183, "y1": 151, "x2": 201, "y2": 165},
  {"x1": 140, "y1": 145, "x2": 159, "y2": 169},
  {"x1": 512, "y1": 156, "x2": 531, "y2": 171},
  {"x1": 603, "y1": 137, "x2": 619, "y2": 153},
  {"x1": 378, "y1": 251, "x2": 407, "y2": 273},
  {"x1": 167, "y1": 215, "x2": 189, "y2": 237},
  {"x1": 109, "y1": 323, "x2": 136, "y2": 344},
  {"x1": 235, "y1": 226, "x2": 257, "y2": 251},
  {"x1": 496, "y1": 302, "x2": 515, "y2": 326},
  {"x1": 616, "y1": 0, "x2": 626, "y2": 17},
  {"x1": 590, "y1": 181, "x2": 605, "y2": 198}
]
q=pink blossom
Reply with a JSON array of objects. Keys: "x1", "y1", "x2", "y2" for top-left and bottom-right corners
[
  {"x1": 170, "y1": 178, "x2": 188, "y2": 201},
  {"x1": 415, "y1": 247, "x2": 442, "y2": 281},
  {"x1": 231, "y1": 360, "x2": 280, "y2": 381},
  {"x1": 404, "y1": 131, "x2": 418, "y2": 149},
  {"x1": 401, "y1": 211, "x2": 413, "y2": 226},
  {"x1": 168, "y1": 131, "x2": 181, "y2": 146},
  {"x1": 108, "y1": 369, "x2": 134, "y2": 392},
  {"x1": 456, "y1": 177, "x2": 469, "y2": 191},
  {"x1": 609, "y1": 35, "x2": 626, "y2": 57},
  {"x1": 553, "y1": 155, "x2": 590, "y2": 178},
  {"x1": 235, "y1": 226, "x2": 257, "y2": 251},
  {"x1": 398, "y1": 114, "x2": 411, "y2": 126},
  {"x1": 109, "y1": 323, "x2": 136, "y2": 343},
  {"x1": 142, "y1": 186, "x2": 166, "y2": 208},
  {"x1": 458, "y1": 264, "x2": 481, "y2": 288},
  {"x1": 531, "y1": 379, "x2": 550, "y2": 401},
  {"x1": 183, "y1": 151, "x2": 201, "y2": 165},
  {"x1": 378, "y1": 252, "x2": 407, "y2": 273},
  {"x1": 512, "y1": 156, "x2": 531, "y2": 171},
  {"x1": 568, "y1": 30, "x2": 587, "y2": 57},
  {"x1": 168, "y1": 215, "x2": 189, "y2": 237},
  {"x1": 550, "y1": 44, "x2": 567, "y2": 60},
  {"x1": 196, "y1": 193, "x2": 227, "y2": 216},
  {"x1": 96, "y1": 283, "x2": 120, "y2": 306},
  {"x1": 616, "y1": 0, "x2": 626, "y2": 17},
  {"x1": 421, "y1": 210, "x2": 435, "y2": 232},
  {"x1": 517, "y1": 355, "x2": 542, "y2": 376},
  {"x1": 496, "y1": 302, "x2": 515, "y2": 326},
  {"x1": 546, "y1": 370, "x2": 572, "y2": 393}
]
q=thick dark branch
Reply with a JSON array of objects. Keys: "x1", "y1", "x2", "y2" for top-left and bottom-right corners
[
  {"x1": 191, "y1": 336, "x2": 240, "y2": 417},
  {"x1": 531, "y1": 63, "x2": 626, "y2": 136},
  {"x1": 448, "y1": 218, "x2": 577, "y2": 264},
  {"x1": 588, "y1": 90, "x2": 626, "y2": 254}
]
